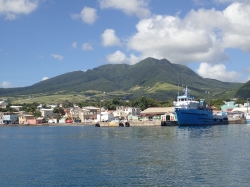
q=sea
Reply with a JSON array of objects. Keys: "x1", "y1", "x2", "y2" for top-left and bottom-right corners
[{"x1": 1, "y1": 124, "x2": 250, "y2": 187}]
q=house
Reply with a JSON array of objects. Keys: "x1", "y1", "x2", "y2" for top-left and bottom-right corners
[
  {"x1": 80, "y1": 106, "x2": 99, "y2": 121},
  {"x1": 221, "y1": 101, "x2": 236, "y2": 111},
  {"x1": 40, "y1": 108, "x2": 55, "y2": 118},
  {"x1": 2, "y1": 112, "x2": 19, "y2": 124},
  {"x1": 97, "y1": 111, "x2": 114, "y2": 122},
  {"x1": 113, "y1": 106, "x2": 141, "y2": 120},
  {"x1": 19, "y1": 114, "x2": 35, "y2": 124},
  {"x1": 27, "y1": 117, "x2": 43, "y2": 125},
  {"x1": 0, "y1": 101, "x2": 7, "y2": 108},
  {"x1": 113, "y1": 110, "x2": 127, "y2": 120},
  {"x1": 124, "y1": 107, "x2": 141, "y2": 116},
  {"x1": 70, "y1": 107, "x2": 82, "y2": 120},
  {"x1": 140, "y1": 107, "x2": 175, "y2": 121},
  {"x1": 227, "y1": 111, "x2": 245, "y2": 121},
  {"x1": 64, "y1": 108, "x2": 71, "y2": 117}
]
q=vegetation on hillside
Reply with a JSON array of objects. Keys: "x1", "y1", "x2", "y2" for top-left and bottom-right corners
[
  {"x1": 234, "y1": 80, "x2": 250, "y2": 99},
  {"x1": 0, "y1": 57, "x2": 244, "y2": 100},
  {"x1": 1, "y1": 95, "x2": 238, "y2": 112}
]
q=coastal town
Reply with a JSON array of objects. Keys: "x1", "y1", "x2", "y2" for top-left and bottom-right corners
[{"x1": 1, "y1": 97, "x2": 250, "y2": 126}]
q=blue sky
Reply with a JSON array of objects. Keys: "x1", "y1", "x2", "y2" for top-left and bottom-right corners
[{"x1": 1, "y1": 0, "x2": 250, "y2": 88}]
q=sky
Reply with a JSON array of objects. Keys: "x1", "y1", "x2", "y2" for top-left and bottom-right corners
[{"x1": 1, "y1": 0, "x2": 250, "y2": 88}]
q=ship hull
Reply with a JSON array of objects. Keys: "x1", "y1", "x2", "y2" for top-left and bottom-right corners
[{"x1": 175, "y1": 108, "x2": 228, "y2": 126}]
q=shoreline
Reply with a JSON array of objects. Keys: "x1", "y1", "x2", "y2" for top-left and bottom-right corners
[
  {"x1": 0, "y1": 120, "x2": 248, "y2": 127},
  {"x1": 0, "y1": 123, "x2": 93, "y2": 127}
]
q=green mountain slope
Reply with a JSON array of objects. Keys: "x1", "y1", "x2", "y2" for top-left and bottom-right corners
[
  {"x1": 0, "y1": 57, "x2": 243, "y2": 100},
  {"x1": 234, "y1": 80, "x2": 250, "y2": 99}
]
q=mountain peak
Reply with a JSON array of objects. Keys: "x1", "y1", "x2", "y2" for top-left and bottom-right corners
[{"x1": 0, "y1": 57, "x2": 242, "y2": 100}]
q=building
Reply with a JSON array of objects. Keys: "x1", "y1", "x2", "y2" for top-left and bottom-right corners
[
  {"x1": 0, "y1": 112, "x2": 3, "y2": 124},
  {"x1": 97, "y1": 111, "x2": 114, "y2": 122},
  {"x1": 113, "y1": 106, "x2": 141, "y2": 120},
  {"x1": 80, "y1": 106, "x2": 99, "y2": 121},
  {"x1": 40, "y1": 109, "x2": 55, "y2": 118},
  {"x1": 124, "y1": 107, "x2": 141, "y2": 116},
  {"x1": 27, "y1": 118, "x2": 43, "y2": 125},
  {"x1": 113, "y1": 110, "x2": 127, "y2": 120},
  {"x1": 0, "y1": 101, "x2": 7, "y2": 108},
  {"x1": 70, "y1": 107, "x2": 82, "y2": 120},
  {"x1": 2, "y1": 112, "x2": 19, "y2": 124},
  {"x1": 221, "y1": 101, "x2": 236, "y2": 111},
  {"x1": 19, "y1": 114, "x2": 35, "y2": 124},
  {"x1": 140, "y1": 107, "x2": 175, "y2": 121},
  {"x1": 64, "y1": 108, "x2": 71, "y2": 118}
]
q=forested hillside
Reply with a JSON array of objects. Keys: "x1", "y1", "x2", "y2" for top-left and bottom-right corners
[{"x1": 0, "y1": 57, "x2": 243, "y2": 100}]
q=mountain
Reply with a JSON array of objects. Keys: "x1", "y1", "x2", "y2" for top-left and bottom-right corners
[
  {"x1": 0, "y1": 57, "x2": 243, "y2": 100},
  {"x1": 234, "y1": 80, "x2": 250, "y2": 99}
]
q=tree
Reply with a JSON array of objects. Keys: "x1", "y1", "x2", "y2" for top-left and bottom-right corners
[
  {"x1": 53, "y1": 107, "x2": 65, "y2": 119},
  {"x1": 62, "y1": 100, "x2": 73, "y2": 108},
  {"x1": 210, "y1": 99, "x2": 225, "y2": 110},
  {"x1": 132, "y1": 97, "x2": 161, "y2": 111},
  {"x1": 33, "y1": 110, "x2": 42, "y2": 118},
  {"x1": 101, "y1": 96, "x2": 122, "y2": 110}
]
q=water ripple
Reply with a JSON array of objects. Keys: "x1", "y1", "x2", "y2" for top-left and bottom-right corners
[{"x1": 1, "y1": 125, "x2": 250, "y2": 186}]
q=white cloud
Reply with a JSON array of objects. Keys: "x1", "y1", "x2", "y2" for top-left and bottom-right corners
[
  {"x1": 71, "y1": 6, "x2": 97, "y2": 24},
  {"x1": 213, "y1": 0, "x2": 244, "y2": 3},
  {"x1": 99, "y1": 0, "x2": 151, "y2": 18},
  {"x1": 0, "y1": 0, "x2": 39, "y2": 20},
  {"x1": 51, "y1": 54, "x2": 64, "y2": 60},
  {"x1": 197, "y1": 62, "x2": 241, "y2": 82},
  {"x1": 72, "y1": 42, "x2": 77, "y2": 48},
  {"x1": 107, "y1": 50, "x2": 141, "y2": 65},
  {"x1": 222, "y1": 2, "x2": 250, "y2": 51},
  {"x1": 125, "y1": 1, "x2": 250, "y2": 67},
  {"x1": 82, "y1": 43, "x2": 93, "y2": 51},
  {"x1": 1, "y1": 81, "x2": 12, "y2": 88},
  {"x1": 101, "y1": 29, "x2": 122, "y2": 47},
  {"x1": 107, "y1": 50, "x2": 126, "y2": 63},
  {"x1": 42, "y1": 77, "x2": 49, "y2": 81}
]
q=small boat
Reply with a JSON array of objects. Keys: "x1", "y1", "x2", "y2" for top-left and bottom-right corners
[
  {"x1": 174, "y1": 86, "x2": 228, "y2": 126},
  {"x1": 246, "y1": 113, "x2": 250, "y2": 124}
]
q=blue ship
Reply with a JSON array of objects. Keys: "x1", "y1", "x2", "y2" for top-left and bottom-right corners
[{"x1": 173, "y1": 86, "x2": 228, "y2": 126}]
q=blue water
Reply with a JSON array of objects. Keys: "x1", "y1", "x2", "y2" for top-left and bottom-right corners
[{"x1": 1, "y1": 125, "x2": 250, "y2": 186}]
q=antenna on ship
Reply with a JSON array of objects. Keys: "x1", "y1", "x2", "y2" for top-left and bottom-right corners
[{"x1": 177, "y1": 73, "x2": 179, "y2": 96}]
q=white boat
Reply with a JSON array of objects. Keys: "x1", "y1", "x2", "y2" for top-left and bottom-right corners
[{"x1": 246, "y1": 113, "x2": 250, "y2": 123}]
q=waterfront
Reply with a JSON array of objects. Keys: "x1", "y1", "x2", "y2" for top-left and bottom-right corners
[{"x1": 1, "y1": 124, "x2": 250, "y2": 186}]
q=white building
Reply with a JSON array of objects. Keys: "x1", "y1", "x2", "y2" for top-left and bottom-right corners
[
  {"x1": 2, "y1": 112, "x2": 19, "y2": 124},
  {"x1": 70, "y1": 107, "x2": 81, "y2": 119},
  {"x1": 113, "y1": 110, "x2": 127, "y2": 120},
  {"x1": 79, "y1": 107, "x2": 99, "y2": 122},
  {"x1": 40, "y1": 109, "x2": 55, "y2": 118},
  {"x1": 97, "y1": 112, "x2": 114, "y2": 122},
  {"x1": 114, "y1": 106, "x2": 141, "y2": 119},
  {"x1": 10, "y1": 106, "x2": 22, "y2": 111},
  {"x1": 124, "y1": 107, "x2": 141, "y2": 116}
]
